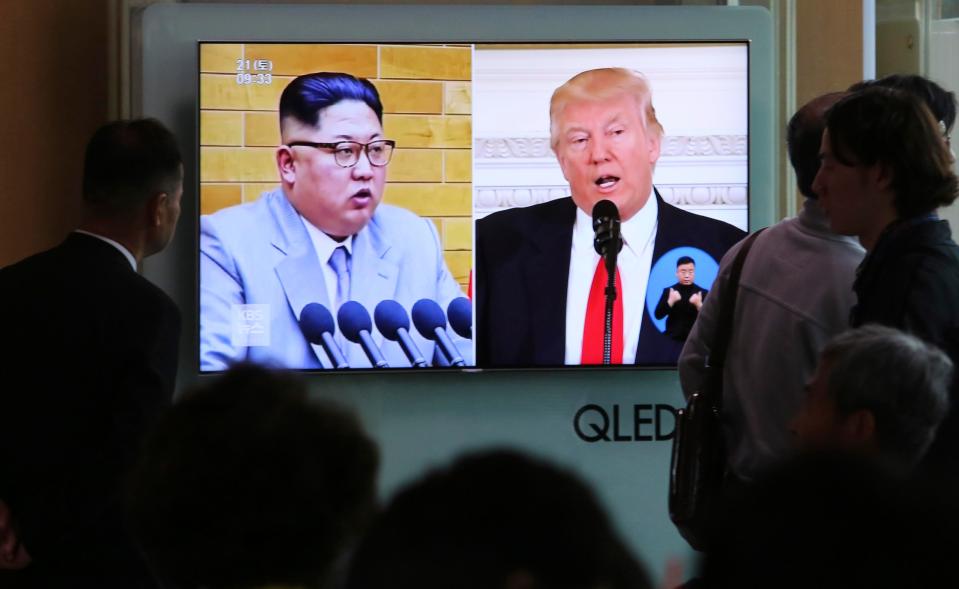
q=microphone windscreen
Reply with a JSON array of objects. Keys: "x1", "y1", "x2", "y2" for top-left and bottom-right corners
[
  {"x1": 299, "y1": 303, "x2": 335, "y2": 345},
  {"x1": 337, "y1": 301, "x2": 373, "y2": 343},
  {"x1": 592, "y1": 199, "x2": 620, "y2": 224},
  {"x1": 411, "y1": 299, "x2": 446, "y2": 340},
  {"x1": 447, "y1": 297, "x2": 472, "y2": 339},
  {"x1": 374, "y1": 300, "x2": 410, "y2": 341}
]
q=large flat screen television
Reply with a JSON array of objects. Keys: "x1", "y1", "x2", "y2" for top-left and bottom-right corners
[{"x1": 141, "y1": 4, "x2": 773, "y2": 374}]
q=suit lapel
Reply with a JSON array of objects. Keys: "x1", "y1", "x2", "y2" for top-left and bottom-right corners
[
  {"x1": 524, "y1": 199, "x2": 576, "y2": 365},
  {"x1": 268, "y1": 192, "x2": 331, "y2": 365},
  {"x1": 649, "y1": 188, "x2": 680, "y2": 264}
]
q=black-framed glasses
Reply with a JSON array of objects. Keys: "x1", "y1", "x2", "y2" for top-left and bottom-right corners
[{"x1": 286, "y1": 139, "x2": 396, "y2": 167}]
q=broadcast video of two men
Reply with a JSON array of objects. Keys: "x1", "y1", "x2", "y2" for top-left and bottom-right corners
[{"x1": 198, "y1": 42, "x2": 749, "y2": 372}]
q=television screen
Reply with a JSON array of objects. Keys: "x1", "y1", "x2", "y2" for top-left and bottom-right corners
[{"x1": 197, "y1": 41, "x2": 749, "y2": 372}]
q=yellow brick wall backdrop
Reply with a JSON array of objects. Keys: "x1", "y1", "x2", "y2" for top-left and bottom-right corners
[{"x1": 199, "y1": 43, "x2": 473, "y2": 289}]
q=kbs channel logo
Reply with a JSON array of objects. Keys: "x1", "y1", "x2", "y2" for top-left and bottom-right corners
[{"x1": 231, "y1": 304, "x2": 270, "y2": 346}]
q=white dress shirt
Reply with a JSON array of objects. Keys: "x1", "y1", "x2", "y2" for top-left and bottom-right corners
[
  {"x1": 74, "y1": 230, "x2": 137, "y2": 271},
  {"x1": 301, "y1": 216, "x2": 353, "y2": 311},
  {"x1": 564, "y1": 191, "x2": 658, "y2": 364}
]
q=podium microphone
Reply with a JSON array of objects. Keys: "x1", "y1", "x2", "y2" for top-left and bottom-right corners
[
  {"x1": 447, "y1": 297, "x2": 473, "y2": 339},
  {"x1": 338, "y1": 301, "x2": 389, "y2": 368},
  {"x1": 592, "y1": 199, "x2": 623, "y2": 365},
  {"x1": 592, "y1": 199, "x2": 623, "y2": 269},
  {"x1": 374, "y1": 300, "x2": 427, "y2": 368},
  {"x1": 298, "y1": 303, "x2": 349, "y2": 369},
  {"x1": 412, "y1": 299, "x2": 465, "y2": 367}
]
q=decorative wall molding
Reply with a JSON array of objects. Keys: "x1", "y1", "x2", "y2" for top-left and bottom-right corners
[
  {"x1": 474, "y1": 183, "x2": 748, "y2": 213},
  {"x1": 661, "y1": 135, "x2": 747, "y2": 157},
  {"x1": 475, "y1": 135, "x2": 748, "y2": 159},
  {"x1": 475, "y1": 138, "x2": 553, "y2": 159}
]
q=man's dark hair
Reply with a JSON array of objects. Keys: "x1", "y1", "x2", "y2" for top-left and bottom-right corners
[
  {"x1": 279, "y1": 71, "x2": 384, "y2": 131},
  {"x1": 850, "y1": 74, "x2": 957, "y2": 134},
  {"x1": 676, "y1": 256, "x2": 695, "y2": 267},
  {"x1": 346, "y1": 449, "x2": 651, "y2": 589},
  {"x1": 127, "y1": 364, "x2": 379, "y2": 589},
  {"x1": 82, "y1": 118, "x2": 182, "y2": 213},
  {"x1": 821, "y1": 325, "x2": 952, "y2": 468},
  {"x1": 825, "y1": 86, "x2": 958, "y2": 218},
  {"x1": 786, "y1": 92, "x2": 846, "y2": 199}
]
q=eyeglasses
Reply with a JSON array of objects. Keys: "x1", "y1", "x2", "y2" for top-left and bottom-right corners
[{"x1": 286, "y1": 139, "x2": 396, "y2": 168}]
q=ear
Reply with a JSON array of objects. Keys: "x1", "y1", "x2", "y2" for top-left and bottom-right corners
[
  {"x1": 554, "y1": 146, "x2": 573, "y2": 183},
  {"x1": 277, "y1": 145, "x2": 297, "y2": 185},
  {"x1": 146, "y1": 192, "x2": 169, "y2": 228},
  {"x1": 840, "y1": 409, "x2": 877, "y2": 446},
  {"x1": 647, "y1": 130, "x2": 662, "y2": 165},
  {"x1": 872, "y1": 161, "x2": 894, "y2": 191}
]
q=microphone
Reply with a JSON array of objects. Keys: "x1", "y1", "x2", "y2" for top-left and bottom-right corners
[
  {"x1": 411, "y1": 299, "x2": 465, "y2": 367},
  {"x1": 298, "y1": 303, "x2": 349, "y2": 369},
  {"x1": 592, "y1": 199, "x2": 623, "y2": 267},
  {"x1": 374, "y1": 300, "x2": 427, "y2": 368},
  {"x1": 337, "y1": 301, "x2": 389, "y2": 369},
  {"x1": 447, "y1": 297, "x2": 473, "y2": 339},
  {"x1": 592, "y1": 199, "x2": 622, "y2": 366}
]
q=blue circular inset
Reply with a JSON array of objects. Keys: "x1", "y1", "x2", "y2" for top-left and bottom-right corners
[{"x1": 645, "y1": 247, "x2": 719, "y2": 333}]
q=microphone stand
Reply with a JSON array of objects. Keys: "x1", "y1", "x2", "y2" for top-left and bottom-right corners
[{"x1": 603, "y1": 249, "x2": 618, "y2": 365}]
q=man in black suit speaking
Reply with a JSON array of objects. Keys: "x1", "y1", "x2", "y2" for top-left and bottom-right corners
[
  {"x1": 0, "y1": 119, "x2": 182, "y2": 587},
  {"x1": 476, "y1": 68, "x2": 744, "y2": 367}
]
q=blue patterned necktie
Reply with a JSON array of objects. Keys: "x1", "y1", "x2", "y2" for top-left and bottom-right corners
[{"x1": 328, "y1": 246, "x2": 351, "y2": 347}]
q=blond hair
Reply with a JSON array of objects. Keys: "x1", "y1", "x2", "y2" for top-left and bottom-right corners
[{"x1": 549, "y1": 68, "x2": 664, "y2": 150}]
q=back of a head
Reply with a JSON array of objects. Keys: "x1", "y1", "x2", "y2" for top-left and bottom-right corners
[
  {"x1": 346, "y1": 449, "x2": 651, "y2": 589},
  {"x1": 822, "y1": 324, "x2": 953, "y2": 468},
  {"x1": 786, "y1": 92, "x2": 846, "y2": 199},
  {"x1": 850, "y1": 74, "x2": 957, "y2": 134},
  {"x1": 825, "y1": 86, "x2": 958, "y2": 217},
  {"x1": 702, "y1": 451, "x2": 959, "y2": 588},
  {"x1": 82, "y1": 118, "x2": 182, "y2": 215},
  {"x1": 127, "y1": 364, "x2": 379, "y2": 589}
]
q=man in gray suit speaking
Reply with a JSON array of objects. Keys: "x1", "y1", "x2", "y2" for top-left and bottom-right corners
[{"x1": 200, "y1": 72, "x2": 467, "y2": 370}]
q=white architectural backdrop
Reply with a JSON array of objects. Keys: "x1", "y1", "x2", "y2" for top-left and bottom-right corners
[{"x1": 472, "y1": 44, "x2": 750, "y2": 230}]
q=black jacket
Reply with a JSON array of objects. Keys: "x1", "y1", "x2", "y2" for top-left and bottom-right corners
[
  {"x1": 475, "y1": 191, "x2": 744, "y2": 367},
  {"x1": 654, "y1": 282, "x2": 708, "y2": 342},
  {"x1": 0, "y1": 233, "x2": 180, "y2": 588},
  {"x1": 851, "y1": 216, "x2": 959, "y2": 472}
]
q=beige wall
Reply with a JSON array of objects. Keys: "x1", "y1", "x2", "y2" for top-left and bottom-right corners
[
  {"x1": 0, "y1": 1, "x2": 868, "y2": 269},
  {"x1": 0, "y1": 0, "x2": 110, "y2": 267},
  {"x1": 796, "y1": 0, "x2": 864, "y2": 107}
]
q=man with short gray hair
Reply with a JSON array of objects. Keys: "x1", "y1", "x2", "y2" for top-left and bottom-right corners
[{"x1": 792, "y1": 325, "x2": 953, "y2": 469}]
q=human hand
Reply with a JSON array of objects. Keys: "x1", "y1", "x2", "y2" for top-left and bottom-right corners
[
  {"x1": 667, "y1": 288, "x2": 681, "y2": 306},
  {"x1": 689, "y1": 291, "x2": 703, "y2": 310}
]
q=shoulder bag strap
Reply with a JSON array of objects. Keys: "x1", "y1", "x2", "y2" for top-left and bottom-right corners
[{"x1": 704, "y1": 227, "x2": 766, "y2": 406}]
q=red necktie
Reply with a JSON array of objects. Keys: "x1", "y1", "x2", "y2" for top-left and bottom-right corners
[{"x1": 581, "y1": 259, "x2": 624, "y2": 364}]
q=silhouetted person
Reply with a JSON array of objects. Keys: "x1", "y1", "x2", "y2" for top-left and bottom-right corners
[
  {"x1": 701, "y1": 452, "x2": 959, "y2": 588},
  {"x1": 679, "y1": 92, "x2": 864, "y2": 482},
  {"x1": 127, "y1": 364, "x2": 378, "y2": 589},
  {"x1": 0, "y1": 119, "x2": 183, "y2": 587},
  {"x1": 346, "y1": 449, "x2": 651, "y2": 589},
  {"x1": 792, "y1": 325, "x2": 952, "y2": 471},
  {"x1": 812, "y1": 85, "x2": 959, "y2": 474}
]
